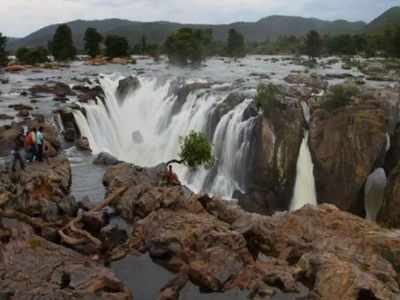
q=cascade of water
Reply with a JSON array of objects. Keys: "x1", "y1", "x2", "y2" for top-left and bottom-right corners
[
  {"x1": 72, "y1": 110, "x2": 98, "y2": 153},
  {"x1": 364, "y1": 168, "x2": 387, "y2": 221},
  {"x1": 290, "y1": 101, "x2": 317, "y2": 211},
  {"x1": 73, "y1": 74, "x2": 257, "y2": 199}
]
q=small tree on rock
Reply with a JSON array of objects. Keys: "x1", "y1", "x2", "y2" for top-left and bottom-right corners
[
  {"x1": 167, "y1": 131, "x2": 214, "y2": 169},
  {"x1": 84, "y1": 27, "x2": 103, "y2": 58},
  {"x1": 52, "y1": 24, "x2": 76, "y2": 61},
  {"x1": 0, "y1": 33, "x2": 8, "y2": 67},
  {"x1": 105, "y1": 35, "x2": 129, "y2": 58}
]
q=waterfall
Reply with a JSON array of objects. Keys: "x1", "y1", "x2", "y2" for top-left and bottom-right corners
[
  {"x1": 290, "y1": 101, "x2": 317, "y2": 211},
  {"x1": 364, "y1": 168, "x2": 387, "y2": 221},
  {"x1": 72, "y1": 74, "x2": 257, "y2": 199},
  {"x1": 72, "y1": 110, "x2": 98, "y2": 153}
]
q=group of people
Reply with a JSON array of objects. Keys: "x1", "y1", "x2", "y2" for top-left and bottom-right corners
[{"x1": 11, "y1": 127, "x2": 46, "y2": 172}]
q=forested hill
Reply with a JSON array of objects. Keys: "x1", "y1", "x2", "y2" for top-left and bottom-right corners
[
  {"x1": 367, "y1": 6, "x2": 400, "y2": 33},
  {"x1": 6, "y1": 7, "x2": 399, "y2": 51}
]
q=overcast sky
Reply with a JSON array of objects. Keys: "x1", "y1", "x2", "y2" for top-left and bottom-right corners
[{"x1": 0, "y1": 0, "x2": 399, "y2": 37}]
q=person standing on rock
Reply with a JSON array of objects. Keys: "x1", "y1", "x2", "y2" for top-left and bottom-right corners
[
  {"x1": 35, "y1": 127, "x2": 44, "y2": 162},
  {"x1": 11, "y1": 130, "x2": 26, "y2": 172},
  {"x1": 24, "y1": 128, "x2": 36, "y2": 162}
]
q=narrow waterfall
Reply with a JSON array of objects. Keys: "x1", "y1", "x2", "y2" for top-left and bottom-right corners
[
  {"x1": 290, "y1": 101, "x2": 317, "y2": 211},
  {"x1": 364, "y1": 168, "x2": 387, "y2": 221},
  {"x1": 72, "y1": 74, "x2": 257, "y2": 199},
  {"x1": 72, "y1": 110, "x2": 98, "y2": 153}
]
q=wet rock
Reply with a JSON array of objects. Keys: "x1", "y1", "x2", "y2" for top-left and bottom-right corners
[
  {"x1": 0, "y1": 219, "x2": 132, "y2": 300},
  {"x1": 284, "y1": 73, "x2": 328, "y2": 91},
  {"x1": 94, "y1": 152, "x2": 121, "y2": 166},
  {"x1": 378, "y1": 163, "x2": 400, "y2": 228},
  {"x1": 309, "y1": 102, "x2": 389, "y2": 215},
  {"x1": 73, "y1": 84, "x2": 105, "y2": 103},
  {"x1": 131, "y1": 130, "x2": 144, "y2": 144},
  {"x1": 57, "y1": 108, "x2": 80, "y2": 142},
  {"x1": 116, "y1": 76, "x2": 140, "y2": 101},
  {"x1": 8, "y1": 103, "x2": 33, "y2": 111},
  {"x1": 244, "y1": 99, "x2": 305, "y2": 214},
  {"x1": 76, "y1": 136, "x2": 91, "y2": 152},
  {"x1": 30, "y1": 81, "x2": 75, "y2": 97},
  {"x1": 0, "y1": 114, "x2": 13, "y2": 120},
  {"x1": 16, "y1": 109, "x2": 30, "y2": 118},
  {"x1": 81, "y1": 210, "x2": 107, "y2": 233}
]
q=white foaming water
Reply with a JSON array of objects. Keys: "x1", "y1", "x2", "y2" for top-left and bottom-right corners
[
  {"x1": 290, "y1": 101, "x2": 317, "y2": 211},
  {"x1": 290, "y1": 131, "x2": 318, "y2": 211},
  {"x1": 364, "y1": 168, "x2": 387, "y2": 221},
  {"x1": 73, "y1": 74, "x2": 257, "y2": 198}
]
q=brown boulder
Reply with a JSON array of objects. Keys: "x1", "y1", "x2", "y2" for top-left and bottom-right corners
[
  {"x1": 0, "y1": 219, "x2": 132, "y2": 300},
  {"x1": 378, "y1": 163, "x2": 400, "y2": 228}
]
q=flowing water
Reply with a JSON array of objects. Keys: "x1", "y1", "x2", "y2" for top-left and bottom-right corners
[{"x1": 364, "y1": 168, "x2": 387, "y2": 221}]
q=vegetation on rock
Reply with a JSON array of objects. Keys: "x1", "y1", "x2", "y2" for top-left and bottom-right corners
[
  {"x1": 168, "y1": 131, "x2": 214, "y2": 169},
  {"x1": 164, "y1": 28, "x2": 213, "y2": 66},
  {"x1": 51, "y1": 24, "x2": 76, "y2": 61},
  {"x1": 0, "y1": 33, "x2": 8, "y2": 67},
  {"x1": 321, "y1": 84, "x2": 359, "y2": 112},
  {"x1": 255, "y1": 83, "x2": 286, "y2": 117},
  {"x1": 84, "y1": 27, "x2": 103, "y2": 58},
  {"x1": 16, "y1": 47, "x2": 49, "y2": 65},
  {"x1": 104, "y1": 34, "x2": 129, "y2": 58}
]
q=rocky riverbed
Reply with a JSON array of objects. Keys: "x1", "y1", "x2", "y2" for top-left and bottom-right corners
[{"x1": 0, "y1": 55, "x2": 400, "y2": 299}]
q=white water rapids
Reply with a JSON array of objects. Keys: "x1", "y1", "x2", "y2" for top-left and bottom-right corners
[{"x1": 72, "y1": 75, "x2": 257, "y2": 199}]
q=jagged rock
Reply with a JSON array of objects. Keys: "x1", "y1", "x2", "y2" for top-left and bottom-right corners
[
  {"x1": 57, "y1": 108, "x2": 80, "y2": 142},
  {"x1": 94, "y1": 152, "x2": 121, "y2": 166},
  {"x1": 103, "y1": 164, "x2": 400, "y2": 299},
  {"x1": 378, "y1": 163, "x2": 400, "y2": 228},
  {"x1": 0, "y1": 219, "x2": 132, "y2": 300},
  {"x1": 0, "y1": 155, "x2": 75, "y2": 222},
  {"x1": 73, "y1": 84, "x2": 104, "y2": 103},
  {"x1": 244, "y1": 100, "x2": 305, "y2": 213},
  {"x1": 284, "y1": 73, "x2": 328, "y2": 91},
  {"x1": 309, "y1": 102, "x2": 389, "y2": 215},
  {"x1": 30, "y1": 81, "x2": 75, "y2": 97},
  {"x1": 116, "y1": 76, "x2": 140, "y2": 101},
  {"x1": 81, "y1": 210, "x2": 107, "y2": 233}
]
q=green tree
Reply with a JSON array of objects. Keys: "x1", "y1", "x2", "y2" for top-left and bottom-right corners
[
  {"x1": 304, "y1": 30, "x2": 322, "y2": 59},
  {"x1": 105, "y1": 35, "x2": 129, "y2": 58},
  {"x1": 51, "y1": 24, "x2": 76, "y2": 61},
  {"x1": 84, "y1": 27, "x2": 103, "y2": 58},
  {"x1": 141, "y1": 35, "x2": 147, "y2": 54},
  {"x1": 167, "y1": 131, "x2": 214, "y2": 169},
  {"x1": 0, "y1": 33, "x2": 8, "y2": 67},
  {"x1": 16, "y1": 47, "x2": 49, "y2": 64},
  {"x1": 164, "y1": 28, "x2": 213, "y2": 66},
  {"x1": 226, "y1": 29, "x2": 246, "y2": 58}
]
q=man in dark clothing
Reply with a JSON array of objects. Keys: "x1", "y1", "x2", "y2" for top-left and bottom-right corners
[{"x1": 11, "y1": 132, "x2": 26, "y2": 172}]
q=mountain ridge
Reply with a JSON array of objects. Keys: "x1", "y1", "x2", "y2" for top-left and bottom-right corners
[{"x1": 6, "y1": 7, "x2": 399, "y2": 51}]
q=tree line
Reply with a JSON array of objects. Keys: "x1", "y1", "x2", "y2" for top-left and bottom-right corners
[{"x1": 0, "y1": 23, "x2": 399, "y2": 67}]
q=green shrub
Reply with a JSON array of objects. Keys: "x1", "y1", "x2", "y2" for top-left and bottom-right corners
[
  {"x1": 255, "y1": 83, "x2": 287, "y2": 117},
  {"x1": 321, "y1": 84, "x2": 359, "y2": 112},
  {"x1": 16, "y1": 47, "x2": 49, "y2": 65}
]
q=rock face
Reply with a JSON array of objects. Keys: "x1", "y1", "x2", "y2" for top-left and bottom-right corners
[
  {"x1": 244, "y1": 103, "x2": 305, "y2": 214},
  {"x1": 0, "y1": 219, "x2": 132, "y2": 300},
  {"x1": 309, "y1": 102, "x2": 389, "y2": 215},
  {"x1": 0, "y1": 156, "x2": 75, "y2": 221},
  {"x1": 103, "y1": 163, "x2": 400, "y2": 300},
  {"x1": 378, "y1": 163, "x2": 400, "y2": 228},
  {"x1": 116, "y1": 76, "x2": 140, "y2": 101},
  {"x1": 94, "y1": 152, "x2": 121, "y2": 166}
]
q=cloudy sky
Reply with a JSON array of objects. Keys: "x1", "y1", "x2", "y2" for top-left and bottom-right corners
[{"x1": 0, "y1": 0, "x2": 399, "y2": 37}]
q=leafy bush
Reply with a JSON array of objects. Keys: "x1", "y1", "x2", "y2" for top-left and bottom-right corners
[
  {"x1": 255, "y1": 83, "x2": 287, "y2": 117},
  {"x1": 177, "y1": 131, "x2": 214, "y2": 169},
  {"x1": 16, "y1": 47, "x2": 49, "y2": 65},
  {"x1": 105, "y1": 35, "x2": 129, "y2": 58},
  {"x1": 321, "y1": 85, "x2": 359, "y2": 112}
]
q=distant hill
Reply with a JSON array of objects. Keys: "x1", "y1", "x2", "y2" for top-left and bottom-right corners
[
  {"x1": 367, "y1": 6, "x2": 400, "y2": 33},
  {"x1": 9, "y1": 8, "x2": 400, "y2": 52}
]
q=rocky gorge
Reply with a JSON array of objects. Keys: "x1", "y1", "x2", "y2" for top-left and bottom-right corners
[{"x1": 0, "y1": 55, "x2": 400, "y2": 299}]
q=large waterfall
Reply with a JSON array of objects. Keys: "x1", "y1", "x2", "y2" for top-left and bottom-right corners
[
  {"x1": 290, "y1": 102, "x2": 317, "y2": 211},
  {"x1": 72, "y1": 74, "x2": 258, "y2": 199}
]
